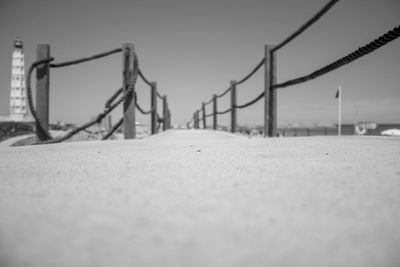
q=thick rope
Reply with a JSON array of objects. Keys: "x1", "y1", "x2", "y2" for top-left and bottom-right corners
[
  {"x1": 35, "y1": 52, "x2": 139, "y2": 144},
  {"x1": 216, "y1": 107, "x2": 232, "y2": 115},
  {"x1": 273, "y1": 25, "x2": 400, "y2": 89},
  {"x1": 136, "y1": 98, "x2": 157, "y2": 115},
  {"x1": 234, "y1": 91, "x2": 265, "y2": 109},
  {"x1": 105, "y1": 87, "x2": 123, "y2": 109},
  {"x1": 138, "y1": 68, "x2": 152, "y2": 86},
  {"x1": 26, "y1": 57, "x2": 55, "y2": 140},
  {"x1": 234, "y1": 58, "x2": 266, "y2": 85},
  {"x1": 102, "y1": 117, "x2": 123, "y2": 140},
  {"x1": 50, "y1": 48, "x2": 122, "y2": 68},
  {"x1": 205, "y1": 112, "x2": 214, "y2": 118},
  {"x1": 216, "y1": 87, "x2": 231, "y2": 98},
  {"x1": 204, "y1": 98, "x2": 213, "y2": 106},
  {"x1": 272, "y1": 0, "x2": 340, "y2": 53},
  {"x1": 156, "y1": 91, "x2": 163, "y2": 100}
]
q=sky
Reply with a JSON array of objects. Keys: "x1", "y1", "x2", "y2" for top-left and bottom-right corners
[{"x1": 0, "y1": 0, "x2": 399, "y2": 127}]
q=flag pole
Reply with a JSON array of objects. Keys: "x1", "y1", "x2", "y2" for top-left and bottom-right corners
[{"x1": 338, "y1": 86, "x2": 342, "y2": 136}]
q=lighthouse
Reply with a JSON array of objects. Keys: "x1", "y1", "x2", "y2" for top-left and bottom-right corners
[{"x1": 9, "y1": 38, "x2": 28, "y2": 121}]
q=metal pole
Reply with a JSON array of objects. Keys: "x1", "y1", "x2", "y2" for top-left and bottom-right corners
[
  {"x1": 230, "y1": 81, "x2": 237, "y2": 133},
  {"x1": 122, "y1": 43, "x2": 136, "y2": 139},
  {"x1": 36, "y1": 44, "x2": 50, "y2": 141}
]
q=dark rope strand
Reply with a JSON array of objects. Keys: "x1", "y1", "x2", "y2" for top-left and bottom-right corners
[
  {"x1": 272, "y1": 0, "x2": 340, "y2": 52},
  {"x1": 273, "y1": 25, "x2": 400, "y2": 89},
  {"x1": 50, "y1": 48, "x2": 122, "y2": 68},
  {"x1": 102, "y1": 117, "x2": 124, "y2": 140},
  {"x1": 235, "y1": 58, "x2": 266, "y2": 85},
  {"x1": 234, "y1": 91, "x2": 265, "y2": 109}
]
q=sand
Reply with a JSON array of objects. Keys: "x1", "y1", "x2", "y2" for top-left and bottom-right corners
[{"x1": 0, "y1": 130, "x2": 399, "y2": 267}]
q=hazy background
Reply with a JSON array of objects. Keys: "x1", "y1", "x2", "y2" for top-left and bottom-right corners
[{"x1": 0, "y1": 0, "x2": 399, "y2": 127}]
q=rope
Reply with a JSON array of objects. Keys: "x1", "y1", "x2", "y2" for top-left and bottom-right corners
[
  {"x1": 102, "y1": 117, "x2": 123, "y2": 140},
  {"x1": 156, "y1": 113, "x2": 162, "y2": 131},
  {"x1": 205, "y1": 98, "x2": 213, "y2": 106},
  {"x1": 272, "y1": 0, "x2": 340, "y2": 53},
  {"x1": 136, "y1": 97, "x2": 157, "y2": 115},
  {"x1": 216, "y1": 87, "x2": 231, "y2": 98},
  {"x1": 273, "y1": 25, "x2": 400, "y2": 89},
  {"x1": 156, "y1": 91, "x2": 163, "y2": 100},
  {"x1": 138, "y1": 68, "x2": 152, "y2": 86},
  {"x1": 234, "y1": 91, "x2": 265, "y2": 109},
  {"x1": 26, "y1": 57, "x2": 55, "y2": 140},
  {"x1": 205, "y1": 112, "x2": 214, "y2": 118},
  {"x1": 35, "y1": 51, "x2": 139, "y2": 144},
  {"x1": 105, "y1": 87, "x2": 123, "y2": 109},
  {"x1": 50, "y1": 48, "x2": 122, "y2": 68},
  {"x1": 216, "y1": 107, "x2": 232, "y2": 115},
  {"x1": 235, "y1": 58, "x2": 265, "y2": 85}
]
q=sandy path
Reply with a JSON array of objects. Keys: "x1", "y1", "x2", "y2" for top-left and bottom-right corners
[{"x1": 0, "y1": 130, "x2": 399, "y2": 267}]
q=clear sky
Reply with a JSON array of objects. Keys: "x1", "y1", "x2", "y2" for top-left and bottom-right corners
[{"x1": 0, "y1": 0, "x2": 399, "y2": 127}]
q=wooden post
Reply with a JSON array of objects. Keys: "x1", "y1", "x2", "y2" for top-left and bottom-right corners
[
  {"x1": 122, "y1": 43, "x2": 136, "y2": 139},
  {"x1": 195, "y1": 110, "x2": 199, "y2": 129},
  {"x1": 230, "y1": 81, "x2": 237, "y2": 133},
  {"x1": 202, "y1": 102, "x2": 206, "y2": 129},
  {"x1": 151, "y1": 82, "x2": 157, "y2": 134},
  {"x1": 264, "y1": 44, "x2": 277, "y2": 137},
  {"x1": 213, "y1": 94, "x2": 217, "y2": 130},
  {"x1": 162, "y1": 96, "x2": 167, "y2": 131},
  {"x1": 193, "y1": 113, "x2": 197, "y2": 129},
  {"x1": 36, "y1": 44, "x2": 50, "y2": 141},
  {"x1": 167, "y1": 109, "x2": 171, "y2": 129}
]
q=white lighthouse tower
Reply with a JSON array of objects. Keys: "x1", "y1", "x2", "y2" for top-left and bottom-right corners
[{"x1": 9, "y1": 38, "x2": 28, "y2": 121}]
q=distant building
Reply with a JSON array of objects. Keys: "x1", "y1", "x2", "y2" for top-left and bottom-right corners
[{"x1": 9, "y1": 38, "x2": 29, "y2": 121}]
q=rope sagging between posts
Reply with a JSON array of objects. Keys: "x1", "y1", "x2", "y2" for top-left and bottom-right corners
[
  {"x1": 273, "y1": 25, "x2": 400, "y2": 89},
  {"x1": 26, "y1": 51, "x2": 139, "y2": 144},
  {"x1": 271, "y1": 0, "x2": 341, "y2": 53},
  {"x1": 50, "y1": 48, "x2": 122, "y2": 68},
  {"x1": 234, "y1": 91, "x2": 265, "y2": 109}
]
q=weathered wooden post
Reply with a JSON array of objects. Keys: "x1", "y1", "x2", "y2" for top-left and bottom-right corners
[
  {"x1": 151, "y1": 82, "x2": 157, "y2": 134},
  {"x1": 264, "y1": 44, "x2": 277, "y2": 137},
  {"x1": 193, "y1": 113, "x2": 197, "y2": 129},
  {"x1": 162, "y1": 95, "x2": 168, "y2": 131},
  {"x1": 167, "y1": 109, "x2": 171, "y2": 129},
  {"x1": 122, "y1": 43, "x2": 136, "y2": 139},
  {"x1": 230, "y1": 80, "x2": 237, "y2": 133},
  {"x1": 195, "y1": 110, "x2": 200, "y2": 129},
  {"x1": 213, "y1": 94, "x2": 217, "y2": 130},
  {"x1": 202, "y1": 102, "x2": 206, "y2": 129},
  {"x1": 36, "y1": 44, "x2": 51, "y2": 141}
]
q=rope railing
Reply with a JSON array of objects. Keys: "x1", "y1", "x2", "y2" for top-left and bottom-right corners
[
  {"x1": 216, "y1": 107, "x2": 232, "y2": 115},
  {"x1": 271, "y1": 0, "x2": 340, "y2": 53},
  {"x1": 27, "y1": 43, "x2": 172, "y2": 144},
  {"x1": 234, "y1": 58, "x2": 265, "y2": 86},
  {"x1": 102, "y1": 117, "x2": 123, "y2": 140},
  {"x1": 136, "y1": 98, "x2": 157, "y2": 115},
  {"x1": 216, "y1": 87, "x2": 231, "y2": 98},
  {"x1": 138, "y1": 69, "x2": 152, "y2": 86},
  {"x1": 188, "y1": 0, "x2": 399, "y2": 137},
  {"x1": 234, "y1": 91, "x2": 264, "y2": 109},
  {"x1": 273, "y1": 25, "x2": 400, "y2": 89},
  {"x1": 50, "y1": 48, "x2": 123, "y2": 68}
]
